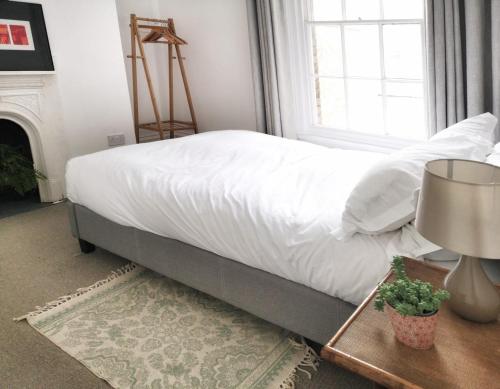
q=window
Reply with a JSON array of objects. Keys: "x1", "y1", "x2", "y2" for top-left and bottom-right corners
[{"x1": 307, "y1": 0, "x2": 427, "y2": 142}]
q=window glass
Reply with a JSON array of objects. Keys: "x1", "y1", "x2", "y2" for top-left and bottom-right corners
[
  {"x1": 344, "y1": 25, "x2": 380, "y2": 78},
  {"x1": 383, "y1": 0, "x2": 424, "y2": 19},
  {"x1": 345, "y1": 0, "x2": 380, "y2": 20},
  {"x1": 316, "y1": 78, "x2": 347, "y2": 129},
  {"x1": 383, "y1": 24, "x2": 423, "y2": 79},
  {"x1": 385, "y1": 82, "x2": 425, "y2": 139},
  {"x1": 311, "y1": 0, "x2": 343, "y2": 21},
  {"x1": 347, "y1": 79, "x2": 384, "y2": 133},
  {"x1": 313, "y1": 26, "x2": 343, "y2": 76}
]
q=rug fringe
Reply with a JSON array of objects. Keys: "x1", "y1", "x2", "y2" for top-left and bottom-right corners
[
  {"x1": 279, "y1": 337, "x2": 320, "y2": 389},
  {"x1": 13, "y1": 262, "x2": 138, "y2": 322}
]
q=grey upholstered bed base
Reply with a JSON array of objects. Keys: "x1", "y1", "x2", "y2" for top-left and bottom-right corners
[{"x1": 68, "y1": 202, "x2": 355, "y2": 344}]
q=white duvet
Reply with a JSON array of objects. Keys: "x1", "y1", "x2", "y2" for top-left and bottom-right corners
[{"x1": 66, "y1": 130, "x2": 433, "y2": 304}]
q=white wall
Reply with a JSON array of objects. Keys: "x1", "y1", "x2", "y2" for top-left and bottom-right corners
[
  {"x1": 32, "y1": 0, "x2": 136, "y2": 157},
  {"x1": 17, "y1": 0, "x2": 255, "y2": 161},
  {"x1": 115, "y1": 0, "x2": 257, "y2": 132}
]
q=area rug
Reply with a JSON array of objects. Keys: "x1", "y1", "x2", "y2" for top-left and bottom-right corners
[{"x1": 15, "y1": 263, "x2": 317, "y2": 388}]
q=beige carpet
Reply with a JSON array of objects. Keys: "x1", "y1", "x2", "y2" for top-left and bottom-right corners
[{"x1": 0, "y1": 204, "x2": 371, "y2": 388}]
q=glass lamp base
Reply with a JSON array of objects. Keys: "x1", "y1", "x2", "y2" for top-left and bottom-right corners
[{"x1": 444, "y1": 255, "x2": 500, "y2": 323}]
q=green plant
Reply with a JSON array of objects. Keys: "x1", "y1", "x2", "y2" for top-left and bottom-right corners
[
  {"x1": 374, "y1": 256, "x2": 450, "y2": 316},
  {"x1": 0, "y1": 144, "x2": 46, "y2": 196}
]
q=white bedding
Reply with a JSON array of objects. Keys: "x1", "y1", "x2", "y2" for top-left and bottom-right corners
[{"x1": 66, "y1": 130, "x2": 434, "y2": 305}]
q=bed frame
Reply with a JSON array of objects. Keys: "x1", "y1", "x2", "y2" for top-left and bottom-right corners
[{"x1": 68, "y1": 201, "x2": 355, "y2": 344}]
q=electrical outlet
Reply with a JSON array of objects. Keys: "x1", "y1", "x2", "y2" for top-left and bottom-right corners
[{"x1": 107, "y1": 133, "x2": 125, "y2": 147}]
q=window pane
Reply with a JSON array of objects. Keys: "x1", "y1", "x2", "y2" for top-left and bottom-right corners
[
  {"x1": 315, "y1": 78, "x2": 347, "y2": 129},
  {"x1": 383, "y1": 0, "x2": 423, "y2": 19},
  {"x1": 311, "y1": 0, "x2": 343, "y2": 21},
  {"x1": 386, "y1": 82, "x2": 423, "y2": 98},
  {"x1": 347, "y1": 79, "x2": 384, "y2": 133},
  {"x1": 312, "y1": 26, "x2": 343, "y2": 76},
  {"x1": 345, "y1": 0, "x2": 380, "y2": 20},
  {"x1": 345, "y1": 25, "x2": 380, "y2": 78},
  {"x1": 383, "y1": 24, "x2": 423, "y2": 79},
  {"x1": 386, "y1": 81, "x2": 426, "y2": 139}
]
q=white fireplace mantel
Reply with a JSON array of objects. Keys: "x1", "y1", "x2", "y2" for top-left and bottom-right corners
[
  {"x1": 0, "y1": 73, "x2": 67, "y2": 202},
  {"x1": 0, "y1": 71, "x2": 56, "y2": 76}
]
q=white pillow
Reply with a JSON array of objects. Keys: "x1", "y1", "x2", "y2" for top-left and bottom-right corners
[
  {"x1": 487, "y1": 143, "x2": 500, "y2": 166},
  {"x1": 428, "y1": 113, "x2": 496, "y2": 160},
  {"x1": 334, "y1": 113, "x2": 498, "y2": 239}
]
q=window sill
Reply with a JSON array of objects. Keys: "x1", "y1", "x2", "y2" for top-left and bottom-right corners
[{"x1": 297, "y1": 127, "x2": 425, "y2": 154}]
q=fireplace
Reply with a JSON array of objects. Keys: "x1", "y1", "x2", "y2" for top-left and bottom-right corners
[
  {"x1": 0, "y1": 74, "x2": 67, "y2": 202},
  {"x1": 0, "y1": 118, "x2": 40, "y2": 202}
]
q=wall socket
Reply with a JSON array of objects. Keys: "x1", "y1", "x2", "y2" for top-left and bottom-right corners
[{"x1": 107, "y1": 133, "x2": 125, "y2": 147}]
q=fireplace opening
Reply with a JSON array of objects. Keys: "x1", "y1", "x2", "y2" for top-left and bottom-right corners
[{"x1": 0, "y1": 119, "x2": 42, "y2": 212}]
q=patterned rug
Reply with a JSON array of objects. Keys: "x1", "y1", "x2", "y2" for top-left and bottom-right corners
[{"x1": 16, "y1": 263, "x2": 317, "y2": 388}]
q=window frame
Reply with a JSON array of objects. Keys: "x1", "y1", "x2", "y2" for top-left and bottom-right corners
[{"x1": 296, "y1": 0, "x2": 429, "y2": 152}]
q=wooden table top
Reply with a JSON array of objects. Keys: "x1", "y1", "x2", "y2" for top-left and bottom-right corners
[{"x1": 321, "y1": 258, "x2": 500, "y2": 389}]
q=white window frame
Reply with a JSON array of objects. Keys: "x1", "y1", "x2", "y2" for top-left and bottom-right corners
[{"x1": 295, "y1": 0, "x2": 429, "y2": 152}]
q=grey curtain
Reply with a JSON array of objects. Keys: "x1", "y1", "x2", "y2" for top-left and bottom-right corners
[
  {"x1": 246, "y1": 0, "x2": 289, "y2": 137},
  {"x1": 427, "y1": 0, "x2": 500, "y2": 140}
]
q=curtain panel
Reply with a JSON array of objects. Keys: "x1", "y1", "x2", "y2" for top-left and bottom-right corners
[
  {"x1": 246, "y1": 0, "x2": 303, "y2": 138},
  {"x1": 427, "y1": 0, "x2": 500, "y2": 140}
]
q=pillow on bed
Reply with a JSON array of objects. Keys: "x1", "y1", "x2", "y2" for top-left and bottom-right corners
[
  {"x1": 487, "y1": 143, "x2": 500, "y2": 166},
  {"x1": 334, "y1": 113, "x2": 498, "y2": 239},
  {"x1": 428, "y1": 113, "x2": 496, "y2": 160}
]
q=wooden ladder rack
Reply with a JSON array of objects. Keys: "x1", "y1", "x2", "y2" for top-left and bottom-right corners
[{"x1": 129, "y1": 14, "x2": 198, "y2": 142}]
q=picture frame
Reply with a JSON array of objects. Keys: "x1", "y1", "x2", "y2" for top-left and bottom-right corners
[{"x1": 0, "y1": 1, "x2": 54, "y2": 71}]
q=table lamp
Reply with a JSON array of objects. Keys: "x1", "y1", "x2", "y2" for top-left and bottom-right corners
[{"x1": 415, "y1": 159, "x2": 500, "y2": 323}]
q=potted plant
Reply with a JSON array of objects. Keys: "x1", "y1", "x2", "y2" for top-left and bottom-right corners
[
  {"x1": 0, "y1": 144, "x2": 46, "y2": 196},
  {"x1": 374, "y1": 256, "x2": 450, "y2": 349}
]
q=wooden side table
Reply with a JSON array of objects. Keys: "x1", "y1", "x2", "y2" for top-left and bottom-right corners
[{"x1": 321, "y1": 258, "x2": 500, "y2": 389}]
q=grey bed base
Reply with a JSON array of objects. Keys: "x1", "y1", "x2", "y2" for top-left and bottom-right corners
[{"x1": 68, "y1": 202, "x2": 355, "y2": 344}]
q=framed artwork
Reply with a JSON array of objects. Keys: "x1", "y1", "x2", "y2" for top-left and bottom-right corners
[{"x1": 0, "y1": 1, "x2": 54, "y2": 71}]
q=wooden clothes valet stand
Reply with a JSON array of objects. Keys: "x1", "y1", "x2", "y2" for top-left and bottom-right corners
[{"x1": 129, "y1": 14, "x2": 198, "y2": 142}]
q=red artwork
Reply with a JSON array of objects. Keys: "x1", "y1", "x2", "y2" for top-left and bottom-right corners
[
  {"x1": 0, "y1": 19, "x2": 34, "y2": 51},
  {"x1": 0, "y1": 24, "x2": 9, "y2": 44},
  {"x1": 9, "y1": 24, "x2": 28, "y2": 45}
]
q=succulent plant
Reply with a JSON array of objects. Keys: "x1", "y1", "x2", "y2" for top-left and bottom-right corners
[{"x1": 374, "y1": 256, "x2": 450, "y2": 316}]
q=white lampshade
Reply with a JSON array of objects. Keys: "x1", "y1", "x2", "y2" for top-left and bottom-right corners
[{"x1": 416, "y1": 159, "x2": 500, "y2": 259}]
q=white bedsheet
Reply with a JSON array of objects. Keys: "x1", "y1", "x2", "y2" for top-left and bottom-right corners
[{"x1": 66, "y1": 130, "x2": 433, "y2": 305}]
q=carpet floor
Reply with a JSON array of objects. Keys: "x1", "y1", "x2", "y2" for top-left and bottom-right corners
[{"x1": 0, "y1": 204, "x2": 372, "y2": 388}]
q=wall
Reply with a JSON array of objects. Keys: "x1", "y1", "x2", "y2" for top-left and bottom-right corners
[
  {"x1": 115, "y1": 0, "x2": 257, "y2": 132},
  {"x1": 15, "y1": 0, "x2": 256, "y2": 160},
  {"x1": 23, "y1": 0, "x2": 136, "y2": 158}
]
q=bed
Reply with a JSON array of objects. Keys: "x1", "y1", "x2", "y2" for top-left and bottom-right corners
[{"x1": 65, "y1": 130, "x2": 439, "y2": 343}]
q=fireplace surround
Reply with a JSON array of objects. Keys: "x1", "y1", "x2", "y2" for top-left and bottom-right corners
[{"x1": 0, "y1": 73, "x2": 67, "y2": 202}]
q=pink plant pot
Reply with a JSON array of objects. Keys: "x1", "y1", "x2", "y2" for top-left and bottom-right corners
[{"x1": 386, "y1": 304, "x2": 439, "y2": 350}]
